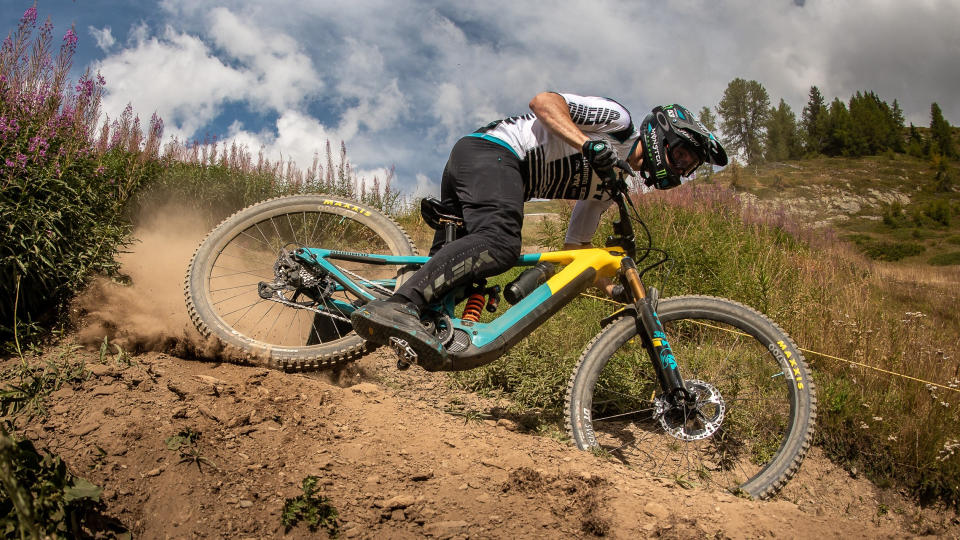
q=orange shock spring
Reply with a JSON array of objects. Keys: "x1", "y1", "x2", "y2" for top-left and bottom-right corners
[{"x1": 462, "y1": 293, "x2": 486, "y2": 322}]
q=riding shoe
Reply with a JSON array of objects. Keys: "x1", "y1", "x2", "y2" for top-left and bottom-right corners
[{"x1": 350, "y1": 300, "x2": 447, "y2": 366}]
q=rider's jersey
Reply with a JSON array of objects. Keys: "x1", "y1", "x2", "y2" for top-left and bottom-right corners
[{"x1": 470, "y1": 92, "x2": 640, "y2": 201}]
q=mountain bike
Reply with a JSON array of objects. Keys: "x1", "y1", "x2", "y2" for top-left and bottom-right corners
[{"x1": 184, "y1": 164, "x2": 816, "y2": 499}]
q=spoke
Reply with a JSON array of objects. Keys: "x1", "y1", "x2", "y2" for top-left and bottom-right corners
[
  {"x1": 209, "y1": 282, "x2": 267, "y2": 293},
  {"x1": 269, "y1": 216, "x2": 284, "y2": 247},
  {"x1": 227, "y1": 298, "x2": 264, "y2": 326},
  {"x1": 210, "y1": 267, "x2": 272, "y2": 280},
  {"x1": 287, "y1": 213, "x2": 299, "y2": 245},
  {"x1": 250, "y1": 301, "x2": 280, "y2": 339},
  {"x1": 253, "y1": 221, "x2": 273, "y2": 249},
  {"x1": 594, "y1": 407, "x2": 655, "y2": 423},
  {"x1": 307, "y1": 211, "x2": 322, "y2": 246},
  {"x1": 211, "y1": 289, "x2": 259, "y2": 306},
  {"x1": 219, "y1": 298, "x2": 263, "y2": 318}
]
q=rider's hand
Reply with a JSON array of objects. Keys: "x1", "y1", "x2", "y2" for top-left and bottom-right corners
[{"x1": 581, "y1": 140, "x2": 618, "y2": 172}]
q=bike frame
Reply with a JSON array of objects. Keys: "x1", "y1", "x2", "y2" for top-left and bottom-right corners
[
  {"x1": 293, "y1": 182, "x2": 693, "y2": 403},
  {"x1": 295, "y1": 246, "x2": 623, "y2": 370}
]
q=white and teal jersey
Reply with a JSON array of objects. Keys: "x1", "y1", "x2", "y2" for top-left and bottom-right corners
[{"x1": 471, "y1": 92, "x2": 639, "y2": 201}]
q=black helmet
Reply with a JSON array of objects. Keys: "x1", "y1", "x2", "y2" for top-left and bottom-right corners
[{"x1": 638, "y1": 104, "x2": 728, "y2": 190}]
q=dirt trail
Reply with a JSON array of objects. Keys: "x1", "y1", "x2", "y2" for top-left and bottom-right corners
[{"x1": 20, "y1": 206, "x2": 959, "y2": 538}]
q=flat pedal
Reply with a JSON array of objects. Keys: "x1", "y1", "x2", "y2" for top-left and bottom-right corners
[{"x1": 389, "y1": 337, "x2": 417, "y2": 370}]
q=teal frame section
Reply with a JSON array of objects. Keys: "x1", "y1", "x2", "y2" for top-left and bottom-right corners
[{"x1": 295, "y1": 248, "x2": 552, "y2": 348}]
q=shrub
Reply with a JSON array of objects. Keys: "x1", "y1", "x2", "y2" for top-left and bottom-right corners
[
  {"x1": 0, "y1": 431, "x2": 107, "y2": 538},
  {"x1": 922, "y1": 199, "x2": 952, "y2": 227},
  {"x1": 0, "y1": 8, "x2": 163, "y2": 344},
  {"x1": 928, "y1": 251, "x2": 960, "y2": 266}
]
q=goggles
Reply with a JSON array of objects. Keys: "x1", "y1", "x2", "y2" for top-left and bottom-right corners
[{"x1": 668, "y1": 144, "x2": 703, "y2": 177}]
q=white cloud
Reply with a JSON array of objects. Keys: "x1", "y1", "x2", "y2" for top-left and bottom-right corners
[
  {"x1": 413, "y1": 173, "x2": 439, "y2": 199},
  {"x1": 86, "y1": 0, "x2": 959, "y2": 196},
  {"x1": 95, "y1": 25, "x2": 248, "y2": 137},
  {"x1": 206, "y1": 7, "x2": 322, "y2": 111},
  {"x1": 88, "y1": 26, "x2": 115, "y2": 52}
]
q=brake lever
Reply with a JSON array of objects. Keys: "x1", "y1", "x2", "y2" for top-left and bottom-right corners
[{"x1": 600, "y1": 159, "x2": 635, "y2": 194}]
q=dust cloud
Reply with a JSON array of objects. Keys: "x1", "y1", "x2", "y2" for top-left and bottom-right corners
[{"x1": 73, "y1": 203, "x2": 227, "y2": 360}]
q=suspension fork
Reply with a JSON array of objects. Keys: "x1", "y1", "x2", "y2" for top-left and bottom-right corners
[{"x1": 619, "y1": 258, "x2": 692, "y2": 405}]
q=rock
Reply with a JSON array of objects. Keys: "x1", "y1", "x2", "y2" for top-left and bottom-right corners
[
  {"x1": 390, "y1": 509, "x2": 406, "y2": 521},
  {"x1": 350, "y1": 382, "x2": 379, "y2": 395},
  {"x1": 383, "y1": 494, "x2": 416, "y2": 509},
  {"x1": 87, "y1": 364, "x2": 118, "y2": 378},
  {"x1": 166, "y1": 382, "x2": 188, "y2": 400},
  {"x1": 195, "y1": 375, "x2": 228, "y2": 386},
  {"x1": 411, "y1": 471, "x2": 434, "y2": 482},
  {"x1": 239, "y1": 500, "x2": 254, "y2": 508},
  {"x1": 91, "y1": 385, "x2": 117, "y2": 396},
  {"x1": 643, "y1": 501, "x2": 670, "y2": 520},
  {"x1": 70, "y1": 422, "x2": 99, "y2": 437},
  {"x1": 198, "y1": 406, "x2": 221, "y2": 423},
  {"x1": 424, "y1": 520, "x2": 469, "y2": 536},
  {"x1": 143, "y1": 467, "x2": 163, "y2": 477}
]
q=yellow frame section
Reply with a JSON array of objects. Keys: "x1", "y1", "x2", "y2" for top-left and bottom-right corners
[{"x1": 537, "y1": 248, "x2": 625, "y2": 294}]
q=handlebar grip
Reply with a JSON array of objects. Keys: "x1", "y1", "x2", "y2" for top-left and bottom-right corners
[{"x1": 599, "y1": 159, "x2": 635, "y2": 184}]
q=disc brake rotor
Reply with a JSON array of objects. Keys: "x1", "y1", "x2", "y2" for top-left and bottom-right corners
[{"x1": 654, "y1": 379, "x2": 725, "y2": 441}]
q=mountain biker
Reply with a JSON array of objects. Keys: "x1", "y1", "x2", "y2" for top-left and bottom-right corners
[{"x1": 351, "y1": 92, "x2": 728, "y2": 365}]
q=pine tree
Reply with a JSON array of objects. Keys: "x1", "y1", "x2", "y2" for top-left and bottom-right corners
[
  {"x1": 930, "y1": 102, "x2": 955, "y2": 158},
  {"x1": 717, "y1": 78, "x2": 770, "y2": 164},
  {"x1": 889, "y1": 99, "x2": 905, "y2": 152},
  {"x1": 823, "y1": 98, "x2": 852, "y2": 156},
  {"x1": 801, "y1": 86, "x2": 828, "y2": 154},
  {"x1": 765, "y1": 99, "x2": 803, "y2": 161},
  {"x1": 906, "y1": 123, "x2": 925, "y2": 157}
]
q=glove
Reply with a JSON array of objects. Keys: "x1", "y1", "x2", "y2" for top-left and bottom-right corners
[{"x1": 581, "y1": 140, "x2": 618, "y2": 172}]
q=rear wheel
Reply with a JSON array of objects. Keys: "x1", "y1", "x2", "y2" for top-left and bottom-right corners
[
  {"x1": 565, "y1": 295, "x2": 816, "y2": 499},
  {"x1": 185, "y1": 194, "x2": 417, "y2": 370}
]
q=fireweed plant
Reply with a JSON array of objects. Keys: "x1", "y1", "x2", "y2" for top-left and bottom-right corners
[{"x1": 0, "y1": 7, "x2": 163, "y2": 344}]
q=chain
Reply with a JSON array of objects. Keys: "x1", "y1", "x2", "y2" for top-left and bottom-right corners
[
  {"x1": 264, "y1": 293, "x2": 353, "y2": 324},
  {"x1": 335, "y1": 265, "x2": 395, "y2": 297}
]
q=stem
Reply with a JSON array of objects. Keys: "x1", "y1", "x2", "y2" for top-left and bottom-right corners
[{"x1": 13, "y1": 274, "x2": 25, "y2": 366}]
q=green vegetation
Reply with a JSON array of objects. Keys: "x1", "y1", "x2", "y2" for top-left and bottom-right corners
[
  {"x1": 458, "y1": 181, "x2": 960, "y2": 508},
  {"x1": 717, "y1": 153, "x2": 960, "y2": 265},
  {"x1": 3, "y1": 5, "x2": 960, "y2": 521},
  {"x1": 281, "y1": 476, "x2": 339, "y2": 535},
  {"x1": 0, "y1": 432, "x2": 107, "y2": 539}
]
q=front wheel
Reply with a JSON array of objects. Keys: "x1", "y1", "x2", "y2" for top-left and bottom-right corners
[
  {"x1": 185, "y1": 194, "x2": 417, "y2": 370},
  {"x1": 565, "y1": 295, "x2": 816, "y2": 499}
]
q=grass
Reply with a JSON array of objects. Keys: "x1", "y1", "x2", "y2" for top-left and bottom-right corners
[
  {"x1": 450, "y1": 179, "x2": 960, "y2": 508},
  {"x1": 718, "y1": 153, "x2": 960, "y2": 266}
]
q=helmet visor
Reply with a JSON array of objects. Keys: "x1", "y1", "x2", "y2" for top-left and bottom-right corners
[{"x1": 668, "y1": 144, "x2": 703, "y2": 177}]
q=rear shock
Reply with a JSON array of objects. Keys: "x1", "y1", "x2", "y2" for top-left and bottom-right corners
[{"x1": 462, "y1": 293, "x2": 485, "y2": 322}]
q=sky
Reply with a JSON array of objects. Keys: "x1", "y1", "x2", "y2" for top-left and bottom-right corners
[{"x1": 3, "y1": 0, "x2": 959, "y2": 197}]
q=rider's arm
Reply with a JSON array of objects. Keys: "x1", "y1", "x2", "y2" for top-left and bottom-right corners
[{"x1": 529, "y1": 92, "x2": 591, "y2": 150}]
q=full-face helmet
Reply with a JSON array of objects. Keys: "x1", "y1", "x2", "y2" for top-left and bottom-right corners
[{"x1": 638, "y1": 104, "x2": 728, "y2": 189}]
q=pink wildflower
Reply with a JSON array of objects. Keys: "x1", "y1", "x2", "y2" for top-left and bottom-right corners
[
  {"x1": 64, "y1": 28, "x2": 78, "y2": 46},
  {"x1": 20, "y1": 6, "x2": 37, "y2": 27}
]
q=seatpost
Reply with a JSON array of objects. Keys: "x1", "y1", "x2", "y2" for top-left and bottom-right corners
[{"x1": 444, "y1": 222, "x2": 457, "y2": 244}]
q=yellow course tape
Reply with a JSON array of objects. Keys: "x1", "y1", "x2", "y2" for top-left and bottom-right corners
[{"x1": 578, "y1": 292, "x2": 960, "y2": 395}]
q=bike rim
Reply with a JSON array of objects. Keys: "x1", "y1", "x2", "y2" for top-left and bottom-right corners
[{"x1": 585, "y1": 316, "x2": 797, "y2": 494}]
